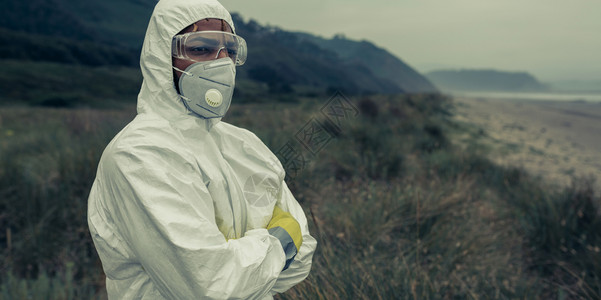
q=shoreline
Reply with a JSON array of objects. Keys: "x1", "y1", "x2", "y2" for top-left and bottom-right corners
[
  {"x1": 451, "y1": 96, "x2": 601, "y2": 193},
  {"x1": 448, "y1": 91, "x2": 601, "y2": 103}
]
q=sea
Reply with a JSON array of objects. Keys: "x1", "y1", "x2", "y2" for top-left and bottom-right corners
[{"x1": 450, "y1": 91, "x2": 601, "y2": 103}]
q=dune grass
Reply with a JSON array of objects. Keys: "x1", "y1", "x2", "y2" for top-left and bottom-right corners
[{"x1": 0, "y1": 94, "x2": 600, "y2": 299}]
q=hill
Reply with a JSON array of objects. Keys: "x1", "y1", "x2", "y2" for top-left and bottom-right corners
[
  {"x1": 0, "y1": 0, "x2": 436, "y2": 106},
  {"x1": 292, "y1": 33, "x2": 437, "y2": 93},
  {"x1": 425, "y1": 69, "x2": 548, "y2": 93}
]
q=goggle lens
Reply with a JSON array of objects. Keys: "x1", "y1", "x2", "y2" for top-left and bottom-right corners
[{"x1": 172, "y1": 31, "x2": 247, "y2": 66}]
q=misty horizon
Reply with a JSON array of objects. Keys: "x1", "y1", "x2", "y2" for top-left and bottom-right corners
[{"x1": 220, "y1": 0, "x2": 601, "y2": 83}]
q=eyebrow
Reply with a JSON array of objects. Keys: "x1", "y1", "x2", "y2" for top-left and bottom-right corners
[{"x1": 187, "y1": 36, "x2": 221, "y2": 45}]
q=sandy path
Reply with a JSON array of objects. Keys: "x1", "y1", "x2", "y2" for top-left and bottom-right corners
[{"x1": 451, "y1": 96, "x2": 601, "y2": 192}]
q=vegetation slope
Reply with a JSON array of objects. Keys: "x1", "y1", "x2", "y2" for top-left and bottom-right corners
[{"x1": 1, "y1": 93, "x2": 600, "y2": 299}]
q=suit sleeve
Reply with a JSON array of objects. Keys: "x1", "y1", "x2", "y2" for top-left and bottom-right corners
[
  {"x1": 270, "y1": 181, "x2": 317, "y2": 293},
  {"x1": 101, "y1": 144, "x2": 287, "y2": 300}
]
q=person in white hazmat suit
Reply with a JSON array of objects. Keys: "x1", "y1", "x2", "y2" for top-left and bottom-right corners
[{"x1": 87, "y1": 0, "x2": 317, "y2": 298}]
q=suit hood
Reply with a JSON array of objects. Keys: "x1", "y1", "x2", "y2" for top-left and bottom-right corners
[{"x1": 137, "y1": 0, "x2": 235, "y2": 121}]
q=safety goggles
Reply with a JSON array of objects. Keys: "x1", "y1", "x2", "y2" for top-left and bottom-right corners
[{"x1": 172, "y1": 31, "x2": 247, "y2": 66}]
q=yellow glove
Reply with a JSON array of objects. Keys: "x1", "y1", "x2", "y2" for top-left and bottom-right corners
[{"x1": 267, "y1": 206, "x2": 303, "y2": 270}]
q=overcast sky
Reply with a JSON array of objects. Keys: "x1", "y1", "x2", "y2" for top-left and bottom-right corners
[{"x1": 219, "y1": 0, "x2": 601, "y2": 82}]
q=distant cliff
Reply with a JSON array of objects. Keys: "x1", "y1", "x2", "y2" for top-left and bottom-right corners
[
  {"x1": 291, "y1": 33, "x2": 438, "y2": 93},
  {"x1": 425, "y1": 69, "x2": 549, "y2": 92},
  {"x1": 229, "y1": 16, "x2": 437, "y2": 94}
]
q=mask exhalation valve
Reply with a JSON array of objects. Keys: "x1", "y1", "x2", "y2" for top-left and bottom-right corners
[{"x1": 205, "y1": 89, "x2": 223, "y2": 107}]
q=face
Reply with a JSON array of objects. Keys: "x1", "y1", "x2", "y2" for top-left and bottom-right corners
[{"x1": 172, "y1": 18, "x2": 233, "y2": 85}]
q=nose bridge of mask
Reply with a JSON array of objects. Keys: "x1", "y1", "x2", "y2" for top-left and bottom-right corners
[
  {"x1": 195, "y1": 59, "x2": 235, "y2": 90},
  {"x1": 203, "y1": 58, "x2": 234, "y2": 71}
]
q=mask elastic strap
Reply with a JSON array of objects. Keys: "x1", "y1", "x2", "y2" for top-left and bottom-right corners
[
  {"x1": 179, "y1": 94, "x2": 191, "y2": 102},
  {"x1": 172, "y1": 66, "x2": 191, "y2": 102},
  {"x1": 173, "y1": 66, "x2": 192, "y2": 76}
]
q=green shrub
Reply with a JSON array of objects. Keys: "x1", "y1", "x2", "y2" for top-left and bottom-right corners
[{"x1": 0, "y1": 106, "x2": 133, "y2": 296}]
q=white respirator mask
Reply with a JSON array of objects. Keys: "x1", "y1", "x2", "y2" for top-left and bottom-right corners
[
  {"x1": 171, "y1": 30, "x2": 246, "y2": 120},
  {"x1": 173, "y1": 58, "x2": 236, "y2": 119}
]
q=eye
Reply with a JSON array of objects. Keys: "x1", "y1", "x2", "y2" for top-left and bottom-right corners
[
  {"x1": 227, "y1": 48, "x2": 238, "y2": 56},
  {"x1": 188, "y1": 47, "x2": 213, "y2": 56}
]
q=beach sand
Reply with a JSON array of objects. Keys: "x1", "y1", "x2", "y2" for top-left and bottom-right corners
[{"x1": 451, "y1": 96, "x2": 601, "y2": 193}]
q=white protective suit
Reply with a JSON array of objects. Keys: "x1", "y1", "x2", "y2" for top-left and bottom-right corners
[{"x1": 87, "y1": 0, "x2": 317, "y2": 298}]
